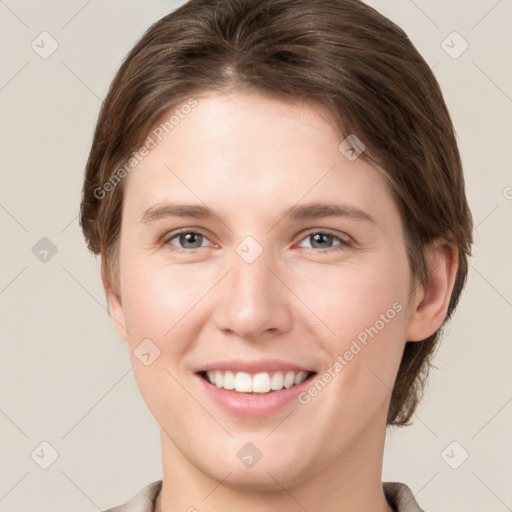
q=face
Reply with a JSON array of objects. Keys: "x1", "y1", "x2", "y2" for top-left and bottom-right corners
[{"x1": 109, "y1": 90, "x2": 417, "y2": 489}]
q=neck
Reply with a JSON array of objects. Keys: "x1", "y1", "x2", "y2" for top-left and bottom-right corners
[{"x1": 156, "y1": 414, "x2": 393, "y2": 512}]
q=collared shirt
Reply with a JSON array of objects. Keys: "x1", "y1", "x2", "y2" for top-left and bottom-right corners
[{"x1": 103, "y1": 479, "x2": 425, "y2": 511}]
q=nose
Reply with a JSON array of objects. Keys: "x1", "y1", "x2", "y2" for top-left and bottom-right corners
[{"x1": 212, "y1": 244, "x2": 293, "y2": 342}]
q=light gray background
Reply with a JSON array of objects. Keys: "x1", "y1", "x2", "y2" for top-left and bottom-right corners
[{"x1": 1, "y1": 0, "x2": 511, "y2": 510}]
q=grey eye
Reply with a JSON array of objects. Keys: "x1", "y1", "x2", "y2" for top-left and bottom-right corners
[{"x1": 167, "y1": 231, "x2": 208, "y2": 249}]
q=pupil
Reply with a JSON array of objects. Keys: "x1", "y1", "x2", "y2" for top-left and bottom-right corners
[
  {"x1": 312, "y1": 233, "x2": 331, "y2": 248},
  {"x1": 181, "y1": 232, "x2": 202, "y2": 248}
]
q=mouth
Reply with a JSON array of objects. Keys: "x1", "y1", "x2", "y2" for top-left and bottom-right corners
[
  {"x1": 194, "y1": 359, "x2": 318, "y2": 415},
  {"x1": 197, "y1": 369, "x2": 317, "y2": 394}
]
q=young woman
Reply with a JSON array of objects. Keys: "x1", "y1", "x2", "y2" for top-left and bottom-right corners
[{"x1": 79, "y1": 0, "x2": 473, "y2": 510}]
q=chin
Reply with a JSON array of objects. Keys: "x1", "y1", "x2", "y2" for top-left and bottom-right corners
[{"x1": 207, "y1": 462, "x2": 310, "y2": 492}]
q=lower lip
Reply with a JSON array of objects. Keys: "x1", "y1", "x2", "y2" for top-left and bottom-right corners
[{"x1": 195, "y1": 373, "x2": 315, "y2": 416}]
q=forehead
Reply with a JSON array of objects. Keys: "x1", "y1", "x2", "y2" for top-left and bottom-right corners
[{"x1": 121, "y1": 90, "x2": 398, "y2": 231}]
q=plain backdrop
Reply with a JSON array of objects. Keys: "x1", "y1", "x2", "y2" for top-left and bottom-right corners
[{"x1": 0, "y1": 1, "x2": 511, "y2": 510}]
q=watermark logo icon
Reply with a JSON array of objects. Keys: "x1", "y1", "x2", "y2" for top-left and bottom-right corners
[
  {"x1": 32, "y1": 237, "x2": 58, "y2": 263},
  {"x1": 441, "y1": 31, "x2": 469, "y2": 59},
  {"x1": 134, "y1": 338, "x2": 161, "y2": 366},
  {"x1": 441, "y1": 441, "x2": 469, "y2": 469},
  {"x1": 338, "y1": 134, "x2": 365, "y2": 161},
  {"x1": 31, "y1": 32, "x2": 59, "y2": 59},
  {"x1": 236, "y1": 236, "x2": 264, "y2": 264},
  {"x1": 31, "y1": 441, "x2": 59, "y2": 469},
  {"x1": 237, "y1": 442, "x2": 263, "y2": 468}
]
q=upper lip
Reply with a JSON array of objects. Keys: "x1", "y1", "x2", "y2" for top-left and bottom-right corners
[{"x1": 196, "y1": 359, "x2": 315, "y2": 374}]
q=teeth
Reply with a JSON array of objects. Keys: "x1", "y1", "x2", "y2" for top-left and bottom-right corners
[
  {"x1": 223, "y1": 370, "x2": 235, "y2": 390},
  {"x1": 204, "y1": 370, "x2": 310, "y2": 393},
  {"x1": 283, "y1": 371, "x2": 295, "y2": 388},
  {"x1": 270, "y1": 372, "x2": 284, "y2": 391},
  {"x1": 235, "y1": 372, "x2": 252, "y2": 392},
  {"x1": 253, "y1": 372, "x2": 271, "y2": 393}
]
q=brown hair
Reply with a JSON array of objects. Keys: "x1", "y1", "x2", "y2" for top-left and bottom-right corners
[{"x1": 79, "y1": 0, "x2": 473, "y2": 426}]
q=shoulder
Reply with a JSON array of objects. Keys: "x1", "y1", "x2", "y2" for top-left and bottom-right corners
[
  {"x1": 102, "y1": 480, "x2": 163, "y2": 512},
  {"x1": 99, "y1": 479, "x2": 421, "y2": 512},
  {"x1": 383, "y1": 481, "x2": 426, "y2": 512}
]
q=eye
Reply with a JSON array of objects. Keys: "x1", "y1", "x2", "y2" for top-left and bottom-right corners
[
  {"x1": 160, "y1": 229, "x2": 353, "y2": 254},
  {"x1": 298, "y1": 230, "x2": 352, "y2": 251},
  {"x1": 161, "y1": 230, "x2": 211, "y2": 251}
]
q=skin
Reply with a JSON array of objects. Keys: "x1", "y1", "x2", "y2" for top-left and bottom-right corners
[{"x1": 105, "y1": 89, "x2": 458, "y2": 512}]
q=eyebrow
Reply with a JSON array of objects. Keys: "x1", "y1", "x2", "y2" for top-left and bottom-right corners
[{"x1": 140, "y1": 201, "x2": 376, "y2": 225}]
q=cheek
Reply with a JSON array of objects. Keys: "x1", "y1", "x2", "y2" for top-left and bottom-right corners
[
  {"x1": 295, "y1": 249, "x2": 410, "y2": 402},
  {"x1": 119, "y1": 255, "x2": 215, "y2": 353},
  {"x1": 294, "y1": 250, "x2": 410, "y2": 347},
  {"x1": 292, "y1": 265, "x2": 409, "y2": 435},
  {"x1": 118, "y1": 257, "x2": 211, "y2": 419}
]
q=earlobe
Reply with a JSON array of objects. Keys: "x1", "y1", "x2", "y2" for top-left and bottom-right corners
[
  {"x1": 405, "y1": 238, "x2": 459, "y2": 342},
  {"x1": 101, "y1": 259, "x2": 129, "y2": 343}
]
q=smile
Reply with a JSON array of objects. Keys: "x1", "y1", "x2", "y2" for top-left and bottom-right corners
[{"x1": 199, "y1": 370, "x2": 315, "y2": 393}]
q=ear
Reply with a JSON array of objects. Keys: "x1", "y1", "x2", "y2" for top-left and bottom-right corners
[
  {"x1": 101, "y1": 258, "x2": 129, "y2": 343},
  {"x1": 405, "y1": 237, "x2": 459, "y2": 342}
]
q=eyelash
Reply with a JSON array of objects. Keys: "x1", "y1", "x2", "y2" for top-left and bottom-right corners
[{"x1": 160, "y1": 229, "x2": 353, "y2": 254}]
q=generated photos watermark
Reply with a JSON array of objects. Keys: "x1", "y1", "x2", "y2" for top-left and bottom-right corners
[
  {"x1": 93, "y1": 97, "x2": 198, "y2": 200},
  {"x1": 298, "y1": 301, "x2": 403, "y2": 405}
]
